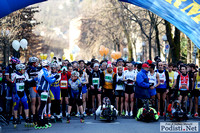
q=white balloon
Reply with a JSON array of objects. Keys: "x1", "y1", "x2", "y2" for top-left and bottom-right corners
[
  {"x1": 72, "y1": 49, "x2": 76, "y2": 54},
  {"x1": 12, "y1": 40, "x2": 20, "y2": 51},
  {"x1": 20, "y1": 39, "x2": 28, "y2": 49},
  {"x1": 72, "y1": 45, "x2": 80, "y2": 54}
]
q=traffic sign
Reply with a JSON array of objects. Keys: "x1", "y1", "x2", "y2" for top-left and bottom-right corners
[
  {"x1": 165, "y1": 44, "x2": 169, "y2": 49},
  {"x1": 164, "y1": 44, "x2": 170, "y2": 54},
  {"x1": 194, "y1": 45, "x2": 197, "y2": 53}
]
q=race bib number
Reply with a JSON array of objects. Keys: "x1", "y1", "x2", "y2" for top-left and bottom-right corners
[
  {"x1": 180, "y1": 85, "x2": 188, "y2": 90},
  {"x1": 169, "y1": 77, "x2": 173, "y2": 84},
  {"x1": 16, "y1": 82, "x2": 25, "y2": 91},
  {"x1": 61, "y1": 80, "x2": 67, "y2": 87},
  {"x1": 160, "y1": 80, "x2": 164, "y2": 85},
  {"x1": 116, "y1": 85, "x2": 124, "y2": 90},
  {"x1": 149, "y1": 80, "x2": 154, "y2": 84},
  {"x1": 19, "y1": 85, "x2": 24, "y2": 91},
  {"x1": 197, "y1": 82, "x2": 200, "y2": 89},
  {"x1": 41, "y1": 92, "x2": 48, "y2": 101},
  {"x1": 92, "y1": 78, "x2": 99, "y2": 85},
  {"x1": 105, "y1": 76, "x2": 112, "y2": 81}
]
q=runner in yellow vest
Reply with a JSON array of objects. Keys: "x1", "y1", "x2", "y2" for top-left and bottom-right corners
[
  {"x1": 193, "y1": 71, "x2": 200, "y2": 117},
  {"x1": 103, "y1": 64, "x2": 115, "y2": 105},
  {"x1": 167, "y1": 63, "x2": 177, "y2": 97},
  {"x1": 167, "y1": 63, "x2": 178, "y2": 114}
]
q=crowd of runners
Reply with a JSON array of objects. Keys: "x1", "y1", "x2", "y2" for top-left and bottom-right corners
[{"x1": 0, "y1": 55, "x2": 200, "y2": 128}]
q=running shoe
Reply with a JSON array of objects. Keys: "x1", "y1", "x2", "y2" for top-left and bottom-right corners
[
  {"x1": 75, "y1": 112, "x2": 80, "y2": 117},
  {"x1": 194, "y1": 113, "x2": 198, "y2": 118}
]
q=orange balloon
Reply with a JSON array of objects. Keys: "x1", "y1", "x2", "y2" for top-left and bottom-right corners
[
  {"x1": 104, "y1": 48, "x2": 109, "y2": 56},
  {"x1": 114, "y1": 53, "x2": 118, "y2": 60},
  {"x1": 99, "y1": 49, "x2": 105, "y2": 56},
  {"x1": 115, "y1": 52, "x2": 122, "y2": 59},
  {"x1": 111, "y1": 52, "x2": 115, "y2": 59},
  {"x1": 99, "y1": 45, "x2": 106, "y2": 56},
  {"x1": 111, "y1": 52, "x2": 118, "y2": 60}
]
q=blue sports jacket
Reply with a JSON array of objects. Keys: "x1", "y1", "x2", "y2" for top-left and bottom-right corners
[
  {"x1": 36, "y1": 68, "x2": 56, "y2": 91},
  {"x1": 135, "y1": 69, "x2": 150, "y2": 99}
]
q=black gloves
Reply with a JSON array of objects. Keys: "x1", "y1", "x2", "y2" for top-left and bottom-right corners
[
  {"x1": 54, "y1": 75, "x2": 60, "y2": 80},
  {"x1": 25, "y1": 79, "x2": 36, "y2": 87},
  {"x1": 149, "y1": 83, "x2": 154, "y2": 87},
  {"x1": 117, "y1": 80, "x2": 123, "y2": 85},
  {"x1": 127, "y1": 79, "x2": 133, "y2": 83}
]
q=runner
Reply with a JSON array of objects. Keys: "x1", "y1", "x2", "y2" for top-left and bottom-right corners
[
  {"x1": 67, "y1": 71, "x2": 84, "y2": 123},
  {"x1": 156, "y1": 62, "x2": 169, "y2": 116},
  {"x1": 148, "y1": 64, "x2": 160, "y2": 101},
  {"x1": 103, "y1": 64, "x2": 115, "y2": 104},
  {"x1": 34, "y1": 60, "x2": 59, "y2": 129},
  {"x1": 5, "y1": 57, "x2": 20, "y2": 123},
  {"x1": 79, "y1": 69, "x2": 88, "y2": 116},
  {"x1": 49, "y1": 63, "x2": 61, "y2": 121},
  {"x1": 60, "y1": 66, "x2": 71, "y2": 117},
  {"x1": 123, "y1": 62, "x2": 137, "y2": 116},
  {"x1": 113, "y1": 66, "x2": 125, "y2": 115},
  {"x1": 26, "y1": 57, "x2": 41, "y2": 124},
  {"x1": 191, "y1": 67, "x2": 200, "y2": 117},
  {"x1": 89, "y1": 63, "x2": 105, "y2": 115},
  {"x1": 176, "y1": 65, "x2": 192, "y2": 112},
  {"x1": 113, "y1": 58, "x2": 127, "y2": 73},
  {"x1": 12, "y1": 64, "x2": 30, "y2": 128}
]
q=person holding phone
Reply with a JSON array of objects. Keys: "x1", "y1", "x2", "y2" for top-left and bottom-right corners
[{"x1": 148, "y1": 64, "x2": 160, "y2": 100}]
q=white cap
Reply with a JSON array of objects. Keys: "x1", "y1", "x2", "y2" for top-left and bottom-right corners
[
  {"x1": 61, "y1": 66, "x2": 68, "y2": 71},
  {"x1": 93, "y1": 63, "x2": 99, "y2": 68},
  {"x1": 71, "y1": 71, "x2": 79, "y2": 77},
  {"x1": 107, "y1": 64, "x2": 113, "y2": 68},
  {"x1": 42, "y1": 60, "x2": 50, "y2": 67}
]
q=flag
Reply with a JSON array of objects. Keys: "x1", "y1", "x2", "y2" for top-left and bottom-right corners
[
  {"x1": 119, "y1": 0, "x2": 200, "y2": 49},
  {"x1": 0, "y1": 0, "x2": 47, "y2": 18}
]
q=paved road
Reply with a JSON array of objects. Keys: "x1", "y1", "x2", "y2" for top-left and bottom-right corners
[{"x1": 1, "y1": 116, "x2": 200, "y2": 133}]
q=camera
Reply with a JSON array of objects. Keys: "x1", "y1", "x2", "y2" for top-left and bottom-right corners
[{"x1": 150, "y1": 83, "x2": 154, "y2": 87}]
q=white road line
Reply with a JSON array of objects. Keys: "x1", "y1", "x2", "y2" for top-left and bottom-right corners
[{"x1": 85, "y1": 122, "x2": 120, "y2": 124}]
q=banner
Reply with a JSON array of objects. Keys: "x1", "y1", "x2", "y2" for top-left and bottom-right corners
[
  {"x1": 120, "y1": 0, "x2": 200, "y2": 49},
  {"x1": 0, "y1": 0, "x2": 47, "y2": 18}
]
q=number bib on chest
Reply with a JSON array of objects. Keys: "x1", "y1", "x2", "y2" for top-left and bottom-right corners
[
  {"x1": 158, "y1": 72, "x2": 166, "y2": 85},
  {"x1": 16, "y1": 83, "x2": 25, "y2": 91},
  {"x1": 61, "y1": 80, "x2": 68, "y2": 88},
  {"x1": 169, "y1": 77, "x2": 173, "y2": 84},
  {"x1": 197, "y1": 82, "x2": 200, "y2": 90},
  {"x1": 116, "y1": 84, "x2": 124, "y2": 90},
  {"x1": 41, "y1": 92, "x2": 48, "y2": 101},
  {"x1": 105, "y1": 75, "x2": 112, "y2": 82},
  {"x1": 92, "y1": 78, "x2": 99, "y2": 85}
]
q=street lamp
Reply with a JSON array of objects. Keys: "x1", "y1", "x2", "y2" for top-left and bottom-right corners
[
  {"x1": 142, "y1": 42, "x2": 146, "y2": 62},
  {"x1": 162, "y1": 35, "x2": 168, "y2": 62},
  {"x1": 193, "y1": 45, "x2": 197, "y2": 64},
  {"x1": 123, "y1": 48, "x2": 128, "y2": 61}
]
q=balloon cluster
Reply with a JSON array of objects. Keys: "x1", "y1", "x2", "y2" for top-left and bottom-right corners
[
  {"x1": 99, "y1": 45, "x2": 109, "y2": 56},
  {"x1": 40, "y1": 53, "x2": 48, "y2": 60},
  {"x1": 12, "y1": 39, "x2": 28, "y2": 51},
  {"x1": 111, "y1": 52, "x2": 122, "y2": 60}
]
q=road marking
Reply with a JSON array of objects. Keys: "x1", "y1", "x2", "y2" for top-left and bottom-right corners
[{"x1": 85, "y1": 122, "x2": 120, "y2": 125}]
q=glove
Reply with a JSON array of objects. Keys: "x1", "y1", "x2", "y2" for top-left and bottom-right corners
[
  {"x1": 117, "y1": 80, "x2": 122, "y2": 84},
  {"x1": 54, "y1": 75, "x2": 60, "y2": 80},
  {"x1": 150, "y1": 83, "x2": 154, "y2": 87},
  {"x1": 127, "y1": 79, "x2": 133, "y2": 83}
]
